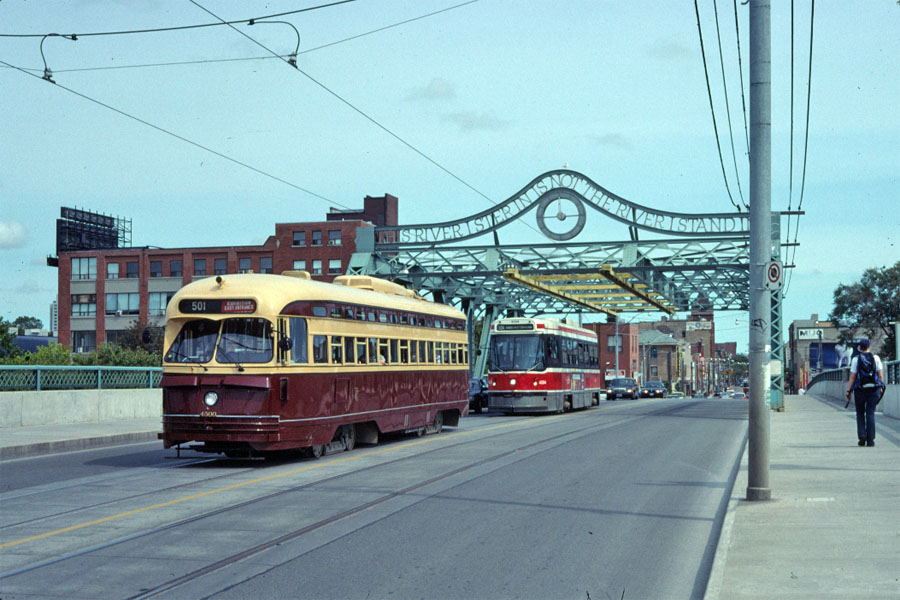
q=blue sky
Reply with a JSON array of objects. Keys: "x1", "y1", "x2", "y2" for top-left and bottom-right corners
[{"x1": 1, "y1": 0, "x2": 898, "y2": 353}]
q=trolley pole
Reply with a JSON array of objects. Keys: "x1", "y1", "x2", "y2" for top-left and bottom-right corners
[{"x1": 747, "y1": 0, "x2": 772, "y2": 501}]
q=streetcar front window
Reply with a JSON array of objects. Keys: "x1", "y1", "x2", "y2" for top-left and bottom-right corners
[
  {"x1": 216, "y1": 318, "x2": 273, "y2": 364},
  {"x1": 165, "y1": 319, "x2": 218, "y2": 364},
  {"x1": 488, "y1": 335, "x2": 543, "y2": 371}
]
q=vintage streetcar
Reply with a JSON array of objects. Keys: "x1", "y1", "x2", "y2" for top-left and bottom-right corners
[
  {"x1": 158, "y1": 272, "x2": 469, "y2": 458},
  {"x1": 486, "y1": 317, "x2": 603, "y2": 414}
]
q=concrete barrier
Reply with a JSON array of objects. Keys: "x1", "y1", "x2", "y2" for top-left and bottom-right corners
[
  {"x1": 806, "y1": 376, "x2": 898, "y2": 420},
  {"x1": 0, "y1": 389, "x2": 162, "y2": 428}
]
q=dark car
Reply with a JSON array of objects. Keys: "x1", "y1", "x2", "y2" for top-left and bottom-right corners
[
  {"x1": 640, "y1": 381, "x2": 667, "y2": 399},
  {"x1": 606, "y1": 377, "x2": 639, "y2": 400},
  {"x1": 468, "y1": 378, "x2": 488, "y2": 413}
]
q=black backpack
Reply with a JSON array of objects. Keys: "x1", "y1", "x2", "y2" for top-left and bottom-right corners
[{"x1": 856, "y1": 353, "x2": 879, "y2": 388}]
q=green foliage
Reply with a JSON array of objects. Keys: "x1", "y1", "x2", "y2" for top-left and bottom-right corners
[
  {"x1": 0, "y1": 318, "x2": 21, "y2": 359},
  {"x1": 0, "y1": 342, "x2": 70, "y2": 365},
  {"x1": 13, "y1": 315, "x2": 43, "y2": 333},
  {"x1": 116, "y1": 319, "x2": 165, "y2": 356},
  {"x1": 830, "y1": 261, "x2": 900, "y2": 361},
  {"x1": 72, "y1": 343, "x2": 161, "y2": 367}
]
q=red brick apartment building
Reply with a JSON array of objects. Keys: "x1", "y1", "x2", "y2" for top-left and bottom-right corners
[
  {"x1": 56, "y1": 195, "x2": 397, "y2": 352},
  {"x1": 585, "y1": 321, "x2": 640, "y2": 381}
]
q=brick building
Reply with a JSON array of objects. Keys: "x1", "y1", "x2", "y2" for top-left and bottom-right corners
[
  {"x1": 585, "y1": 321, "x2": 640, "y2": 382},
  {"x1": 55, "y1": 195, "x2": 397, "y2": 351}
]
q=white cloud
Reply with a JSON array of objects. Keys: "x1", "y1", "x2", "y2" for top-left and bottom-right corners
[
  {"x1": 406, "y1": 78, "x2": 457, "y2": 101},
  {"x1": 0, "y1": 221, "x2": 27, "y2": 248},
  {"x1": 444, "y1": 111, "x2": 511, "y2": 132}
]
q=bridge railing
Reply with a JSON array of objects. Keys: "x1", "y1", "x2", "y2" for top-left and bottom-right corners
[{"x1": 0, "y1": 366, "x2": 162, "y2": 392}]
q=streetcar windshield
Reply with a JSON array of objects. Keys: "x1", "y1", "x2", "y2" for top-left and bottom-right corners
[
  {"x1": 488, "y1": 335, "x2": 542, "y2": 371},
  {"x1": 216, "y1": 318, "x2": 273, "y2": 364},
  {"x1": 165, "y1": 319, "x2": 219, "y2": 364}
]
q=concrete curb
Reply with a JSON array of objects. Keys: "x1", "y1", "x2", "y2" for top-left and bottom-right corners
[
  {"x1": 0, "y1": 431, "x2": 160, "y2": 461},
  {"x1": 704, "y1": 437, "x2": 749, "y2": 600}
]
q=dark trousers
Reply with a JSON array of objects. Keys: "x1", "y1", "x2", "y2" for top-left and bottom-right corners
[{"x1": 854, "y1": 388, "x2": 879, "y2": 443}]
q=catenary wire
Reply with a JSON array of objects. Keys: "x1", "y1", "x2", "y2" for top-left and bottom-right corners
[
  {"x1": 732, "y1": 0, "x2": 750, "y2": 160},
  {"x1": 783, "y1": 0, "x2": 815, "y2": 298},
  {"x1": 711, "y1": 0, "x2": 747, "y2": 210},
  {"x1": 0, "y1": 0, "x2": 357, "y2": 38},
  {"x1": 188, "y1": 0, "x2": 543, "y2": 239},
  {"x1": 0, "y1": 58, "x2": 350, "y2": 210},
  {"x1": 693, "y1": 0, "x2": 742, "y2": 213},
  {"x1": 2, "y1": 1, "x2": 480, "y2": 74}
]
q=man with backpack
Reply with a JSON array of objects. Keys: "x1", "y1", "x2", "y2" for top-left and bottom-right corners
[{"x1": 845, "y1": 338, "x2": 886, "y2": 447}]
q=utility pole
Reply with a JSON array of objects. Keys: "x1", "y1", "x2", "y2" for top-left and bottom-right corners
[{"x1": 747, "y1": 0, "x2": 772, "y2": 501}]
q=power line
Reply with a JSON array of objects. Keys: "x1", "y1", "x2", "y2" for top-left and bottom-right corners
[
  {"x1": 188, "y1": 0, "x2": 505, "y2": 212},
  {"x1": 0, "y1": 58, "x2": 350, "y2": 210},
  {"x1": 2, "y1": 1, "x2": 480, "y2": 75},
  {"x1": 0, "y1": 1, "x2": 357, "y2": 38},
  {"x1": 693, "y1": 0, "x2": 742, "y2": 213},
  {"x1": 732, "y1": 0, "x2": 750, "y2": 161},
  {"x1": 711, "y1": 0, "x2": 747, "y2": 209}
]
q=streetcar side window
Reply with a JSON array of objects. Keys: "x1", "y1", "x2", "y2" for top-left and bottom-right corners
[
  {"x1": 368, "y1": 338, "x2": 378, "y2": 363},
  {"x1": 399, "y1": 340, "x2": 409, "y2": 364},
  {"x1": 312, "y1": 306, "x2": 327, "y2": 317},
  {"x1": 356, "y1": 338, "x2": 367, "y2": 364},
  {"x1": 344, "y1": 336, "x2": 354, "y2": 364},
  {"x1": 427, "y1": 341, "x2": 435, "y2": 363},
  {"x1": 288, "y1": 317, "x2": 308, "y2": 363},
  {"x1": 378, "y1": 338, "x2": 389, "y2": 364},
  {"x1": 312, "y1": 335, "x2": 328, "y2": 364},
  {"x1": 331, "y1": 335, "x2": 343, "y2": 364},
  {"x1": 410, "y1": 338, "x2": 418, "y2": 363},
  {"x1": 389, "y1": 339, "x2": 398, "y2": 363},
  {"x1": 449, "y1": 343, "x2": 457, "y2": 364}
]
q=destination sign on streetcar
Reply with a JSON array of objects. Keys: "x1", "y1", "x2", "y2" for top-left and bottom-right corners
[{"x1": 178, "y1": 298, "x2": 257, "y2": 314}]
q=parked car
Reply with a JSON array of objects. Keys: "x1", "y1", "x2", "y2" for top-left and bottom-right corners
[
  {"x1": 669, "y1": 391, "x2": 685, "y2": 399},
  {"x1": 607, "y1": 377, "x2": 639, "y2": 400},
  {"x1": 731, "y1": 391, "x2": 747, "y2": 400},
  {"x1": 469, "y1": 377, "x2": 488, "y2": 413},
  {"x1": 692, "y1": 392, "x2": 706, "y2": 398},
  {"x1": 640, "y1": 381, "x2": 667, "y2": 398}
]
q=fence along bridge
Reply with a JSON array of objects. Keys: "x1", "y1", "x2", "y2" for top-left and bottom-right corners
[{"x1": 346, "y1": 169, "x2": 795, "y2": 406}]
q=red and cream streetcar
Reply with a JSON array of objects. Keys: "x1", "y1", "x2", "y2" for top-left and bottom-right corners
[
  {"x1": 486, "y1": 317, "x2": 603, "y2": 414},
  {"x1": 158, "y1": 272, "x2": 469, "y2": 457}
]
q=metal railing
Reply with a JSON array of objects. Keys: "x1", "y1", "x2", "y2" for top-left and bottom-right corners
[
  {"x1": 0, "y1": 366, "x2": 162, "y2": 392},
  {"x1": 807, "y1": 359, "x2": 899, "y2": 390}
]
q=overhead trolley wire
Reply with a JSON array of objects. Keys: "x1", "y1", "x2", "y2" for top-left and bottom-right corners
[
  {"x1": 711, "y1": 0, "x2": 747, "y2": 210},
  {"x1": 783, "y1": 0, "x2": 815, "y2": 298},
  {"x1": 0, "y1": 58, "x2": 350, "y2": 210},
  {"x1": 731, "y1": 0, "x2": 750, "y2": 161},
  {"x1": 693, "y1": 0, "x2": 742, "y2": 213}
]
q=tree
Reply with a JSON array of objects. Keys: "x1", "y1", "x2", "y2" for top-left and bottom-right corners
[
  {"x1": 13, "y1": 316, "x2": 43, "y2": 334},
  {"x1": 830, "y1": 261, "x2": 900, "y2": 361},
  {"x1": 0, "y1": 318, "x2": 21, "y2": 358}
]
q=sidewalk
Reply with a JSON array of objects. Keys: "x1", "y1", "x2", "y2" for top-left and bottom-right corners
[
  {"x1": 706, "y1": 394, "x2": 900, "y2": 599},
  {"x1": 0, "y1": 418, "x2": 160, "y2": 460}
]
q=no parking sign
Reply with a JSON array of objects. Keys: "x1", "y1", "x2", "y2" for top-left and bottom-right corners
[{"x1": 765, "y1": 260, "x2": 783, "y2": 290}]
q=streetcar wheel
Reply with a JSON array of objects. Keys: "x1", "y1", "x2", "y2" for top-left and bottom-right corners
[
  {"x1": 341, "y1": 425, "x2": 356, "y2": 452},
  {"x1": 416, "y1": 426, "x2": 426, "y2": 437},
  {"x1": 433, "y1": 411, "x2": 444, "y2": 434},
  {"x1": 308, "y1": 445, "x2": 325, "y2": 459}
]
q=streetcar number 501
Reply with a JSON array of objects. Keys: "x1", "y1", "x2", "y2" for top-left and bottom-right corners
[{"x1": 192, "y1": 301, "x2": 206, "y2": 312}]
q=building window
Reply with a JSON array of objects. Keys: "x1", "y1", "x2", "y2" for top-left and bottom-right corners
[
  {"x1": 71, "y1": 257, "x2": 97, "y2": 280},
  {"x1": 106, "y1": 292, "x2": 139, "y2": 315},
  {"x1": 292, "y1": 231, "x2": 305, "y2": 247},
  {"x1": 72, "y1": 331, "x2": 96, "y2": 353},
  {"x1": 214, "y1": 258, "x2": 226, "y2": 275},
  {"x1": 607, "y1": 334, "x2": 622, "y2": 351},
  {"x1": 150, "y1": 261, "x2": 162, "y2": 278},
  {"x1": 126, "y1": 261, "x2": 139, "y2": 279},
  {"x1": 148, "y1": 292, "x2": 173, "y2": 316},
  {"x1": 259, "y1": 257, "x2": 272, "y2": 274},
  {"x1": 650, "y1": 365, "x2": 659, "y2": 377},
  {"x1": 328, "y1": 230, "x2": 342, "y2": 246},
  {"x1": 107, "y1": 263, "x2": 119, "y2": 280},
  {"x1": 311, "y1": 231, "x2": 322, "y2": 246},
  {"x1": 170, "y1": 260, "x2": 182, "y2": 277},
  {"x1": 650, "y1": 347, "x2": 658, "y2": 359},
  {"x1": 293, "y1": 260, "x2": 306, "y2": 271},
  {"x1": 239, "y1": 257, "x2": 251, "y2": 273},
  {"x1": 71, "y1": 294, "x2": 97, "y2": 316},
  {"x1": 311, "y1": 260, "x2": 322, "y2": 275},
  {"x1": 194, "y1": 259, "x2": 206, "y2": 276},
  {"x1": 328, "y1": 259, "x2": 342, "y2": 275}
]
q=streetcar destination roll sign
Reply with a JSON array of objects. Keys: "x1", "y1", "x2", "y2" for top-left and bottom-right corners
[{"x1": 179, "y1": 299, "x2": 257, "y2": 314}]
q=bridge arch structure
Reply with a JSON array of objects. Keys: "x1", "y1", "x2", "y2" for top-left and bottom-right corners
[{"x1": 347, "y1": 169, "x2": 792, "y2": 406}]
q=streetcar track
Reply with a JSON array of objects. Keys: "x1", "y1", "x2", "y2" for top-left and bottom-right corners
[{"x1": 1, "y1": 408, "x2": 641, "y2": 583}]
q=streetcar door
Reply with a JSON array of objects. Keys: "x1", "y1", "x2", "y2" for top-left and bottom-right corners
[{"x1": 334, "y1": 377, "x2": 351, "y2": 412}]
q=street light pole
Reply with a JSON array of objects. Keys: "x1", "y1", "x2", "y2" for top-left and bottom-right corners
[{"x1": 747, "y1": 0, "x2": 772, "y2": 502}]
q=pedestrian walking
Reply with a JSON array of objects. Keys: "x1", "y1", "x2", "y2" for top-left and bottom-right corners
[{"x1": 845, "y1": 338, "x2": 885, "y2": 447}]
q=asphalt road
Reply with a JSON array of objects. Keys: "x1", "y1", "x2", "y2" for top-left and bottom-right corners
[{"x1": 0, "y1": 398, "x2": 748, "y2": 600}]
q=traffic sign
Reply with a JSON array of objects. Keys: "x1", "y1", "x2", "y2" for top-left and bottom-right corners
[{"x1": 765, "y1": 260, "x2": 783, "y2": 290}]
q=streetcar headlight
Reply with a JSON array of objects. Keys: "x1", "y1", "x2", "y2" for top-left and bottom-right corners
[
  {"x1": 510, "y1": 378, "x2": 517, "y2": 386},
  {"x1": 204, "y1": 392, "x2": 219, "y2": 407}
]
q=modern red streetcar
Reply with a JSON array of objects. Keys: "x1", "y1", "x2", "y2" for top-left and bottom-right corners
[
  {"x1": 158, "y1": 272, "x2": 469, "y2": 457},
  {"x1": 486, "y1": 317, "x2": 603, "y2": 414}
]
